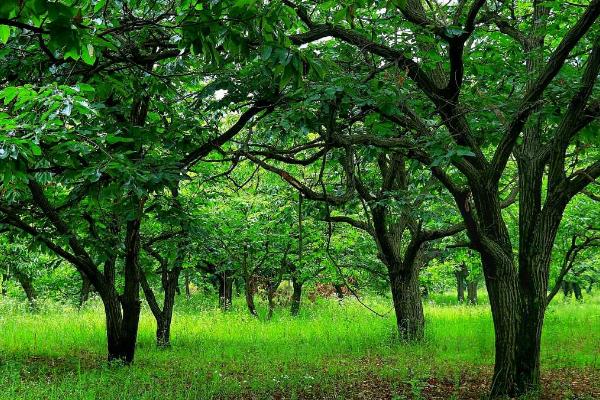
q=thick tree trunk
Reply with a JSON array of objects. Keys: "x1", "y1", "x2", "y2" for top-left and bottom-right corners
[
  {"x1": 290, "y1": 278, "x2": 302, "y2": 316},
  {"x1": 389, "y1": 267, "x2": 424, "y2": 340},
  {"x1": 481, "y1": 252, "x2": 522, "y2": 398},
  {"x1": 467, "y1": 280, "x2": 478, "y2": 305},
  {"x1": 102, "y1": 290, "x2": 140, "y2": 364}
]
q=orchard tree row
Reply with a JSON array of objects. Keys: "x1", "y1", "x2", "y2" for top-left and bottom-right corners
[{"x1": 1, "y1": 0, "x2": 599, "y2": 397}]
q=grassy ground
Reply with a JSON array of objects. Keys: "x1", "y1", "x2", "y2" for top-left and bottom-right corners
[{"x1": 0, "y1": 293, "x2": 598, "y2": 399}]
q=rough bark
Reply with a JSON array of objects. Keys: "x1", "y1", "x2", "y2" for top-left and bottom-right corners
[{"x1": 389, "y1": 267, "x2": 424, "y2": 340}]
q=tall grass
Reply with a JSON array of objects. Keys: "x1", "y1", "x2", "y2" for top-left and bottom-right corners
[{"x1": 0, "y1": 294, "x2": 598, "y2": 399}]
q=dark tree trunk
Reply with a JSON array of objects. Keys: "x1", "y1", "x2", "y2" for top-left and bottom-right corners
[
  {"x1": 290, "y1": 278, "x2": 302, "y2": 316},
  {"x1": 572, "y1": 282, "x2": 583, "y2": 300},
  {"x1": 333, "y1": 284, "x2": 344, "y2": 300},
  {"x1": 102, "y1": 218, "x2": 142, "y2": 364},
  {"x1": 388, "y1": 267, "x2": 424, "y2": 340},
  {"x1": 455, "y1": 262, "x2": 468, "y2": 303},
  {"x1": 467, "y1": 280, "x2": 478, "y2": 305},
  {"x1": 79, "y1": 274, "x2": 92, "y2": 307},
  {"x1": 1, "y1": 273, "x2": 7, "y2": 296},
  {"x1": 13, "y1": 270, "x2": 37, "y2": 311},
  {"x1": 103, "y1": 288, "x2": 140, "y2": 364},
  {"x1": 218, "y1": 274, "x2": 233, "y2": 310},
  {"x1": 244, "y1": 275, "x2": 257, "y2": 316},
  {"x1": 562, "y1": 281, "x2": 573, "y2": 297}
]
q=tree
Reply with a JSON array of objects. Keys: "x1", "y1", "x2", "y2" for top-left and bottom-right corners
[{"x1": 239, "y1": 1, "x2": 600, "y2": 395}]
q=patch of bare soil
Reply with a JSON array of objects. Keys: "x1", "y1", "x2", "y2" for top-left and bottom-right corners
[{"x1": 253, "y1": 367, "x2": 600, "y2": 400}]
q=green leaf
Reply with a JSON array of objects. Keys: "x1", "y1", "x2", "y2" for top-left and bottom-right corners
[
  {"x1": 81, "y1": 43, "x2": 96, "y2": 65},
  {"x1": 261, "y1": 45, "x2": 273, "y2": 61},
  {"x1": 0, "y1": 25, "x2": 10, "y2": 44},
  {"x1": 30, "y1": 143, "x2": 42, "y2": 156},
  {"x1": 105, "y1": 135, "x2": 134, "y2": 144}
]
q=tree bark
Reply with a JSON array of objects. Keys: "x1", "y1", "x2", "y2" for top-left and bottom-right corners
[
  {"x1": 455, "y1": 262, "x2": 468, "y2": 303},
  {"x1": 333, "y1": 284, "x2": 345, "y2": 300},
  {"x1": 185, "y1": 270, "x2": 191, "y2": 300},
  {"x1": 1, "y1": 273, "x2": 7, "y2": 296},
  {"x1": 290, "y1": 277, "x2": 303, "y2": 316},
  {"x1": 467, "y1": 279, "x2": 478, "y2": 305},
  {"x1": 79, "y1": 274, "x2": 92, "y2": 308},
  {"x1": 13, "y1": 270, "x2": 37, "y2": 311},
  {"x1": 244, "y1": 274, "x2": 258, "y2": 316},
  {"x1": 389, "y1": 267, "x2": 424, "y2": 340}
]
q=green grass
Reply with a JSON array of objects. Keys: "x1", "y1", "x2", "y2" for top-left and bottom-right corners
[{"x1": 0, "y1": 294, "x2": 598, "y2": 399}]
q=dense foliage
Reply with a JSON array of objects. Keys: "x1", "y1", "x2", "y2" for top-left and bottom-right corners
[{"x1": 1, "y1": 1, "x2": 598, "y2": 398}]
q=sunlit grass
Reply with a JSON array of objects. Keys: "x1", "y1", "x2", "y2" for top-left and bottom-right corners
[{"x1": 0, "y1": 293, "x2": 598, "y2": 399}]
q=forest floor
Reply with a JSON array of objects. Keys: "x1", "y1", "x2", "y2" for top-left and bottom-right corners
[{"x1": 0, "y1": 293, "x2": 598, "y2": 399}]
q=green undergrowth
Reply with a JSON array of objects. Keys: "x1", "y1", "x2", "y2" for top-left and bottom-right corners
[{"x1": 0, "y1": 294, "x2": 598, "y2": 399}]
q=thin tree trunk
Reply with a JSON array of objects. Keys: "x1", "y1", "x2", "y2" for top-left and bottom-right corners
[
  {"x1": 218, "y1": 274, "x2": 233, "y2": 310},
  {"x1": 185, "y1": 270, "x2": 191, "y2": 300},
  {"x1": 244, "y1": 275, "x2": 257, "y2": 316},
  {"x1": 388, "y1": 267, "x2": 424, "y2": 340},
  {"x1": 290, "y1": 278, "x2": 302, "y2": 316},
  {"x1": 455, "y1": 262, "x2": 468, "y2": 303},
  {"x1": 1, "y1": 273, "x2": 8, "y2": 296}
]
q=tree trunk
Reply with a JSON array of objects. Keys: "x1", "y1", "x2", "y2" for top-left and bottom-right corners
[
  {"x1": 102, "y1": 289, "x2": 140, "y2": 364},
  {"x1": 572, "y1": 282, "x2": 583, "y2": 301},
  {"x1": 79, "y1": 274, "x2": 92, "y2": 308},
  {"x1": 185, "y1": 270, "x2": 191, "y2": 300},
  {"x1": 290, "y1": 278, "x2": 302, "y2": 316},
  {"x1": 467, "y1": 280, "x2": 478, "y2": 305},
  {"x1": 13, "y1": 270, "x2": 37, "y2": 311},
  {"x1": 244, "y1": 275, "x2": 257, "y2": 316},
  {"x1": 103, "y1": 218, "x2": 142, "y2": 364},
  {"x1": 333, "y1": 284, "x2": 344, "y2": 300},
  {"x1": 455, "y1": 262, "x2": 468, "y2": 303},
  {"x1": 1, "y1": 273, "x2": 7, "y2": 296},
  {"x1": 388, "y1": 267, "x2": 424, "y2": 340},
  {"x1": 218, "y1": 274, "x2": 233, "y2": 310},
  {"x1": 480, "y1": 252, "x2": 522, "y2": 398}
]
